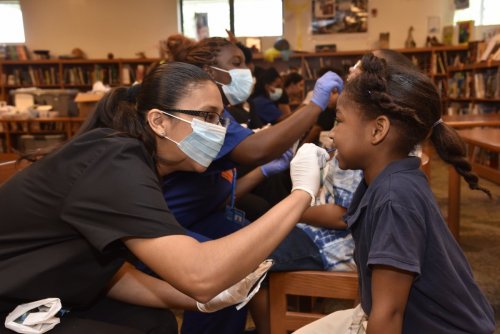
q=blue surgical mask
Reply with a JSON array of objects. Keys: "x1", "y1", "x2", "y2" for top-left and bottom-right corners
[
  {"x1": 269, "y1": 87, "x2": 283, "y2": 101},
  {"x1": 160, "y1": 112, "x2": 228, "y2": 167},
  {"x1": 211, "y1": 66, "x2": 254, "y2": 105}
]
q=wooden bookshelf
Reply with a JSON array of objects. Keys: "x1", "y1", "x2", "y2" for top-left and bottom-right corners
[
  {"x1": 0, "y1": 58, "x2": 159, "y2": 103},
  {"x1": 0, "y1": 117, "x2": 86, "y2": 153},
  {"x1": 253, "y1": 45, "x2": 476, "y2": 114}
]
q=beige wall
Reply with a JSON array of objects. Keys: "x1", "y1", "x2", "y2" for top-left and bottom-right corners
[
  {"x1": 21, "y1": 0, "x2": 179, "y2": 58},
  {"x1": 282, "y1": 0, "x2": 455, "y2": 52},
  {"x1": 19, "y1": 0, "x2": 482, "y2": 58}
]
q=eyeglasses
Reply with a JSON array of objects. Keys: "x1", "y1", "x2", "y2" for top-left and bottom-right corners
[{"x1": 161, "y1": 108, "x2": 228, "y2": 126}]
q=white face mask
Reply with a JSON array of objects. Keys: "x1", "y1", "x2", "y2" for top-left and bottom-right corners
[
  {"x1": 159, "y1": 112, "x2": 227, "y2": 167},
  {"x1": 269, "y1": 87, "x2": 283, "y2": 101},
  {"x1": 211, "y1": 66, "x2": 254, "y2": 106}
]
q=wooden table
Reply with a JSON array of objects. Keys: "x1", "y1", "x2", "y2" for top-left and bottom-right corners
[{"x1": 448, "y1": 128, "x2": 500, "y2": 241}]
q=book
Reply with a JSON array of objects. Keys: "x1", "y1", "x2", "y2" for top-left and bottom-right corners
[
  {"x1": 442, "y1": 25, "x2": 454, "y2": 46},
  {"x1": 457, "y1": 20, "x2": 474, "y2": 44}
]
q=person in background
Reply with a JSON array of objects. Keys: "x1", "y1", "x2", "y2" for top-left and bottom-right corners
[
  {"x1": 249, "y1": 66, "x2": 291, "y2": 126},
  {"x1": 301, "y1": 66, "x2": 345, "y2": 145},
  {"x1": 295, "y1": 53, "x2": 495, "y2": 334},
  {"x1": 283, "y1": 72, "x2": 305, "y2": 110},
  {"x1": 0, "y1": 61, "x2": 329, "y2": 334},
  {"x1": 164, "y1": 35, "x2": 343, "y2": 334}
]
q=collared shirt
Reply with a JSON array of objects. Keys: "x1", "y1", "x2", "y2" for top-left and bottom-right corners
[
  {"x1": 345, "y1": 157, "x2": 495, "y2": 334},
  {"x1": 298, "y1": 157, "x2": 362, "y2": 271}
]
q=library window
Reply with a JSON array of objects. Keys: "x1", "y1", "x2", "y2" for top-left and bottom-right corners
[
  {"x1": 453, "y1": 0, "x2": 500, "y2": 26},
  {"x1": 0, "y1": 0, "x2": 25, "y2": 43},
  {"x1": 180, "y1": 0, "x2": 282, "y2": 39}
]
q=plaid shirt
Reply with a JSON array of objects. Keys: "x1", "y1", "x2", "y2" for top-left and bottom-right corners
[{"x1": 297, "y1": 157, "x2": 363, "y2": 271}]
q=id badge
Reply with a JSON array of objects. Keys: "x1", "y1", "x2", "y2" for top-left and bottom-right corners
[{"x1": 225, "y1": 206, "x2": 246, "y2": 226}]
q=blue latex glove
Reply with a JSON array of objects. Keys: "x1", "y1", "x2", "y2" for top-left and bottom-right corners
[
  {"x1": 261, "y1": 148, "x2": 293, "y2": 177},
  {"x1": 311, "y1": 71, "x2": 344, "y2": 110}
]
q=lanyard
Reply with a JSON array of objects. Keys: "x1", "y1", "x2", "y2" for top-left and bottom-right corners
[{"x1": 229, "y1": 168, "x2": 237, "y2": 209}]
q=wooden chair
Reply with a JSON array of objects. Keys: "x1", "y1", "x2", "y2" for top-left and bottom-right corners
[{"x1": 269, "y1": 270, "x2": 359, "y2": 333}]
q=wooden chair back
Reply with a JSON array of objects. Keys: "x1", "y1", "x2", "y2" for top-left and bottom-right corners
[{"x1": 269, "y1": 270, "x2": 359, "y2": 333}]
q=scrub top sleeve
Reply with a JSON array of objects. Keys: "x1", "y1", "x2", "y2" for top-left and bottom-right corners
[
  {"x1": 214, "y1": 110, "x2": 253, "y2": 160},
  {"x1": 61, "y1": 141, "x2": 186, "y2": 252},
  {"x1": 367, "y1": 202, "x2": 426, "y2": 275}
]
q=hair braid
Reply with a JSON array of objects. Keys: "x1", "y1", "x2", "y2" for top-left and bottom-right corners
[{"x1": 166, "y1": 35, "x2": 233, "y2": 68}]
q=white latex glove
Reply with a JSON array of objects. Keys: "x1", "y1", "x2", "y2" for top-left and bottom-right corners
[
  {"x1": 196, "y1": 259, "x2": 274, "y2": 313},
  {"x1": 4, "y1": 298, "x2": 61, "y2": 334},
  {"x1": 290, "y1": 143, "x2": 329, "y2": 205}
]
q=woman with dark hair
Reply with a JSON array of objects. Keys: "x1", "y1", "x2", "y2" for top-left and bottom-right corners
[
  {"x1": 296, "y1": 54, "x2": 494, "y2": 333},
  {"x1": 0, "y1": 62, "x2": 329, "y2": 334},
  {"x1": 164, "y1": 35, "x2": 342, "y2": 334}
]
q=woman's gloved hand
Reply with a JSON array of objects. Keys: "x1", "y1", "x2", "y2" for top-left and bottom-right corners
[
  {"x1": 196, "y1": 259, "x2": 274, "y2": 313},
  {"x1": 290, "y1": 143, "x2": 329, "y2": 204},
  {"x1": 260, "y1": 148, "x2": 293, "y2": 177},
  {"x1": 311, "y1": 71, "x2": 344, "y2": 110}
]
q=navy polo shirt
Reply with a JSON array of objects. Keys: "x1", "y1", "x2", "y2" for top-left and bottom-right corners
[
  {"x1": 250, "y1": 95, "x2": 282, "y2": 125},
  {"x1": 345, "y1": 157, "x2": 495, "y2": 334}
]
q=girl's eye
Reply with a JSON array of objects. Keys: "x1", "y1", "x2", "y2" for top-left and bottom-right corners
[{"x1": 334, "y1": 119, "x2": 341, "y2": 127}]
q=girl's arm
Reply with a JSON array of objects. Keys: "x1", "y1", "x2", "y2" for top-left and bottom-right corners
[
  {"x1": 300, "y1": 203, "x2": 348, "y2": 229},
  {"x1": 366, "y1": 265, "x2": 415, "y2": 334},
  {"x1": 234, "y1": 167, "x2": 266, "y2": 200},
  {"x1": 276, "y1": 103, "x2": 292, "y2": 122}
]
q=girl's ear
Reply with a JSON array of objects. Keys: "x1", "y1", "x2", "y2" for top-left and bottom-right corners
[{"x1": 371, "y1": 115, "x2": 390, "y2": 145}]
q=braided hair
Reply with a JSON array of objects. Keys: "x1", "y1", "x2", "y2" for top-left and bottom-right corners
[
  {"x1": 345, "y1": 53, "x2": 490, "y2": 197},
  {"x1": 166, "y1": 36, "x2": 234, "y2": 68}
]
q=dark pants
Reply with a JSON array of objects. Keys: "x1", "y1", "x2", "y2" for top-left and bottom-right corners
[
  {"x1": 181, "y1": 230, "x2": 248, "y2": 334},
  {"x1": 1, "y1": 298, "x2": 178, "y2": 334}
]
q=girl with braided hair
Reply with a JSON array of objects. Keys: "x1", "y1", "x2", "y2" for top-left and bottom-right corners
[{"x1": 296, "y1": 53, "x2": 494, "y2": 334}]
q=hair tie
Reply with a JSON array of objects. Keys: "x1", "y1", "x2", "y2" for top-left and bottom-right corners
[
  {"x1": 126, "y1": 83, "x2": 141, "y2": 103},
  {"x1": 432, "y1": 118, "x2": 443, "y2": 128}
]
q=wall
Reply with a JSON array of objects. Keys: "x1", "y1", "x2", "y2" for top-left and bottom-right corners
[
  {"x1": 282, "y1": 0, "x2": 456, "y2": 52},
  {"x1": 20, "y1": 0, "x2": 179, "y2": 58},
  {"x1": 18, "y1": 0, "x2": 493, "y2": 58}
]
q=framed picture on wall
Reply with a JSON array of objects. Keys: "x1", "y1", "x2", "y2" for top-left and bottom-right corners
[{"x1": 312, "y1": 0, "x2": 368, "y2": 34}]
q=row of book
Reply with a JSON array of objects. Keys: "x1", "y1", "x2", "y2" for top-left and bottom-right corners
[
  {"x1": 0, "y1": 45, "x2": 30, "y2": 61},
  {"x1": 2, "y1": 66, "x2": 59, "y2": 86},
  {"x1": 446, "y1": 102, "x2": 499, "y2": 115},
  {"x1": 447, "y1": 67, "x2": 500, "y2": 99},
  {"x1": 64, "y1": 65, "x2": 120, "y2": 86}
]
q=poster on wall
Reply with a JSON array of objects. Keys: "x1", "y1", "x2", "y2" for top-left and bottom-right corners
[
  {"x1": 311, "y1": 0, "x2": 368, "y2": 34},
  {"x1": 195, "y1": 13, "x2": 209, "y2": 40}
]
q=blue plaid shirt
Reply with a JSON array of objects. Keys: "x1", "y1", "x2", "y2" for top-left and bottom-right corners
[{"x1": 297, "y1": 157, "x2": 363, "y2": 271}]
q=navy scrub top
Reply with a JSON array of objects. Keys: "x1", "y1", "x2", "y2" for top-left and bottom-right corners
[{"x1": 162, "y1": 110, "x2": 253, "y2": 233}]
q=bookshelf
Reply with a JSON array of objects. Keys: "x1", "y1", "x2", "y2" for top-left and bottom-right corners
[
  {"x1": 0, "y1": 58, "x2": 159, "y2": 103},
  {"x1": 253, "y1": 45, "x2": 485, "y2": 115},
  {"x1": 0, "y1": 117, "x2": 85, "y2": 153},
  {"x1": 446, "y1": 61, "x2": 500, "y2": 115}
]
